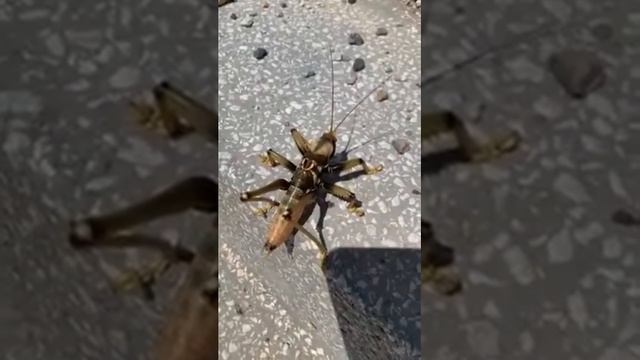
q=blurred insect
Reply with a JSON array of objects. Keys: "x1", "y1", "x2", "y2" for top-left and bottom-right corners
[
  {"x1": 68, "y1": 82, "x2": 218, "y2": 360},
  {"x1": 240, "y1": 50, "x2": 387, "y2": 267},
  {"x1": 421, "y1": 111, "x2": 521, "y2": 295}
]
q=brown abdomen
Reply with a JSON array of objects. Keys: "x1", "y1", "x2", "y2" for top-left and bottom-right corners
[{"x1": 265, "y1": 192, "x2": 314, "y2": 251}]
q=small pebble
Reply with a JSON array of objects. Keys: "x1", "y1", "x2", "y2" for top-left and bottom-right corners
[
  {"x1": 375, "y1": 89, "x2": 389, "y2": 102},
  {"x1": 280, "y1": 1, "x2": 287, "y2": 7},
  {"x1": 391, "y1": 139, "x2": 411, "y2": 155},
  {"x1": 303, "y1": 70, "x2": 316, "y2": 78},
  {"x1": 254, "y1": 47, "x2": 268, "y2": 60},
  {"x1": 249, "y1": 11, "x2": 258, "y2": 17},
  {"x1": 548, "y1": 49, "x2": 606, "y2": 99},
  {"x1": 240, "y1": 17, "x2": 254, "y2": 28},
  {"x1": 348, "y1": 32, "x2": 364, "y2": 46},
  {"x1": 375, "y1": 27, "x2": 388, "y2": 36},
  {"x1": 352, "y1": 58, "x2": 365, "y2": 72},
  {"x1": 263, "y1": 2, "x2": 269, "y2": 8},
  {"x1": 230, "y1": 13, "x2": 238, "y2": 20}
]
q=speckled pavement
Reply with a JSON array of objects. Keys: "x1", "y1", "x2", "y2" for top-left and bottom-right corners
[
  {"x1": 423, "y1": 1, "x2": 640, "y2": 359},
  {"x1": 218, "y1": 1, "x2": 420, "y2": 359},
  {"x1": 0, "y1": 2, "x2": 216, "y2": 359}
]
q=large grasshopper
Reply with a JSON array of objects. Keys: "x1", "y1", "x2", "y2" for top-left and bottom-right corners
[
  {"x1": 240, "y1": 52, "x2": 386, "y2": 267},
  {"x1": 421, "y1": 111, "x2": 521, "y2": 295},
  {"x1": 68, "y1": 82, "x2": 219, "y2": 360}
]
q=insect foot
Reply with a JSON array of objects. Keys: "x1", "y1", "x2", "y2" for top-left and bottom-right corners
[
  {"x1": 68, "y1": 219, "x2": 98, "y2": 248},
  {"x1": 366, "y1": 164, "x2": 384, "y2": 175},
  {"x1": 347, "y1": 201, "x2": 365, "y2": 217},
  {"x1": 252, "y1": 206, "x2": 273, "y2": 218},
  {"x1": 112, "y1": 258, "x2": 173, "y2": 301},
  {"x1": 471, "y1": 130, "x2": 522, "y2": 163},
  {"x1": 259, "y1": 152, "x2": 279, "y2": 167},
  {"x1": 425, "y1": 267, "x2": 463, "y2": 296},
  {"x1": 319, "y1": 251, "x2": 329, "y2": 272}
]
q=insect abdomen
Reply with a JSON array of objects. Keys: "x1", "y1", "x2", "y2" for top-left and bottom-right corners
[{"x1": 265, "y1": 188, "x2": 313, "y2": 251}]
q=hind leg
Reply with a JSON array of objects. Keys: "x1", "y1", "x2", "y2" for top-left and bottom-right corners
[
  {"x1": 69, "y1": 176, "x2": 218, "y2": 298},
  {"x1": 422, "y1": 111, "x2": 520, "y2": 162},
  {"x1": 240, "y1": 179, "x2": 289, "y2": 218}
]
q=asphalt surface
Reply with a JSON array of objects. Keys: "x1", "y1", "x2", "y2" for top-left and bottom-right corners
[
  {"x1": 422, "y1": 1, "x2": 640, "y2": 359},
  {"x1": 0, "y1": 1, "x2": 216, "y2": 359},
  {"x1": 218, "y1": 1, "x2": 420, "y2": 359}
]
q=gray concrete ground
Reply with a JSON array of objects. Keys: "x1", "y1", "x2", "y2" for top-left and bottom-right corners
[
  {"x1": 218, "y1": 1, "x2": 420, "y2": 359},
  {"x1": 423, "y1": 0, "x2": 640, "y2": 359},
  {"x1": 0, "y1": 1, "x2": 216, "y2": 359}
]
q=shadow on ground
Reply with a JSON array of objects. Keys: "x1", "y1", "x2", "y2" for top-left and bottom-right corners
[{"x1": 324, "y1": 247, "x2": 420, "y2": 360}]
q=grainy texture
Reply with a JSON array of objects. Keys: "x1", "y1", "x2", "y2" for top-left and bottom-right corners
[
  {"x1": 218, "y1": 0, "x2": 420, "y2": 359},
  {"x1": 0, "y1": 1, "x2": 216, "y2": 359},
  {"x1": 423, "y1": 0, "x2": 640, "y2": 359}
]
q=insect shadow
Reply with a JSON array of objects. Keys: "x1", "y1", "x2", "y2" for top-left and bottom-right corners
[
  {"x1": 421, "y1": 148, "x2": 468, "y2": 176},
  {"x1": 324, "y1": 247, "x2": 421, "y2": 359}
]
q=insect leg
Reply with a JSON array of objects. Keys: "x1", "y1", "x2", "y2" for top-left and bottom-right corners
[
  {"x1": 323, "y1": 183, "x2": 365, "y2": 217},
  {"x1": 129, "y1": 82, "x2": 217, "y2": 142},
  {"x1": 423, "y1": 111, "x2": 520, "y2": 163},
  {"x1": 328, "y1": 157, "x2": 383, "y2": 176},
  {"x1": 259, "y1": 149, "x2": 297, "y2": 172},
  {"x1": 292, "y1": 222, "x2": 328, "y2": 270},
  {"x1": 422, "y1": 219, "x2": 462, "y2": 296},
  {"x1": 240, "y1": 179, "x2": 290, "y2": 217},
  {"x1": 70, "y1": 176, "x2": 217, "y2": 248},
  {"x1": 68, "y1": 176, "x2": 217, "y2": 297}
]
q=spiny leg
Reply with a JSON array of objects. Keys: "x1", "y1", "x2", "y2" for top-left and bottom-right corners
[
  {"x1": 423, "y1": 111, "x2": 520, "y2": 163},
  {"x1": 293, "y1": 222, "x2": 328, "y2": 270},
  {"x1": 70, "y1": 176, "x2": 217, "y2": 247},
  {"x1": 328, "y1": 157, "x2": 383, "y2": 176},
  {"x1": 324, "y1": 183, "x2": 365, "y2": 217},
  {"x1": 69, "y1": 176, "x2": 217, "y2": 295},
  {"x1": 259, "y1": 149, "x2": 297, "y2": 172},
  {"x1": 240, "y1": 179, "x2": 289, "y2": 217},
  {"x1": 129, "y1": 82, "x2": 217, "y2": 143}
]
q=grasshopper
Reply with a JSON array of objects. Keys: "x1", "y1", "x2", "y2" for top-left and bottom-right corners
[
  {"x1": 240, "y1": 51, "x2": 386, "y2": 267},
  {"x1": 421, "y1": 111, "x2": 521, "y2": 295},
  {"x1": 68, "y1": 82, "x2": 219, "y2": 360}
]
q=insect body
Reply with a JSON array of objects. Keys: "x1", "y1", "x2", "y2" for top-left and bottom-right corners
[
  {"x1": 240, "y1": 52, "x2": 386, "y2": 266},
  {"x1": 68, "y1": 82, "x2": 218, "y2": 359}
]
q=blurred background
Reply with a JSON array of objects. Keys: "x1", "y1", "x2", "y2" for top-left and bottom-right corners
[
  {"x1": 0, "y1": 1, "x2": 216, "y2": 359},
  {"x1": 422, "y1": 0, "x2": 640, "y2": 359}
]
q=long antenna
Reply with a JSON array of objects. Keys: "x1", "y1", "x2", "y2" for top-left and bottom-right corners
[
  {"x1": 334, "y1": 75, "x2": 391, "y2": 132},
  {"x1": 329, "y1": 47, "x2": 335, "y2": 132}
]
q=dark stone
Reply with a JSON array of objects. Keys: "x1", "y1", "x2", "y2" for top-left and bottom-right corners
[
  {"x1": 375, "y1": 27, "x2": 388, "y2": 36},
  {"x1": 254, "y1": 47, "x2": 268, "y2": 60},
  {"x1": 348, "y1": 32, "x2": 364, "y2": 46},
  {"x1": 352, "y1": 58, "x2": 365, "y2": 72}
]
